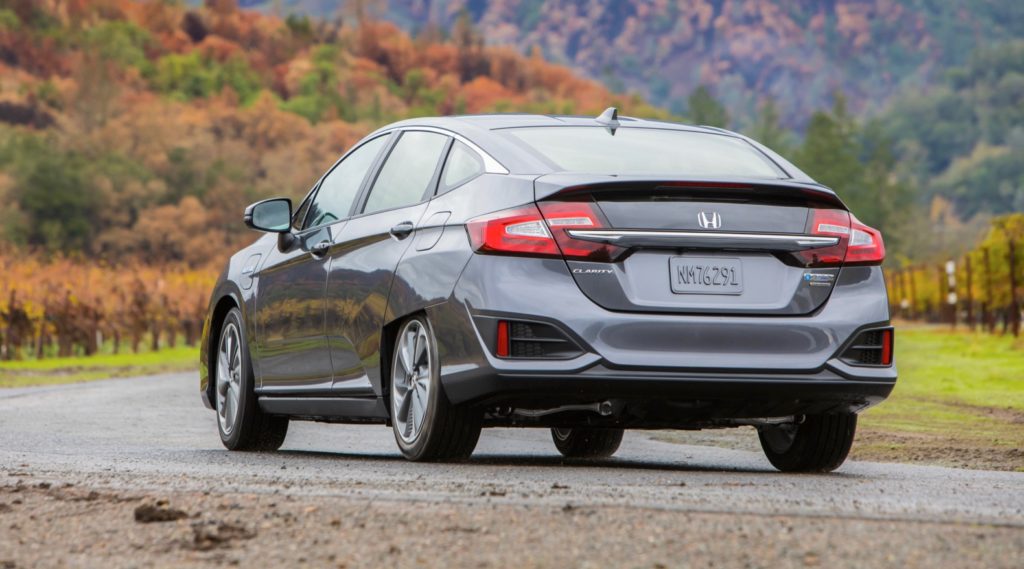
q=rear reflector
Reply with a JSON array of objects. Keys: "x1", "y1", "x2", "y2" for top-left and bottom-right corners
[
  {"x1": 491, "y1": 319, "x2": 582, "y2": 359},
  {"x1": 839, "y1": 328, "x2": 894, "y2": 366},
  {"x1": 496, "y1": 320, "x2": 510, "y2": 357},
  {"x1": 880, "y1": 329, "x2": 893, "y2": 365}
]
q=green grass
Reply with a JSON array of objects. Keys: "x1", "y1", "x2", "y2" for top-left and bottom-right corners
[
  {"x1": 0, "y1": 345, "x2": 198, "y2": 387},
  {"x1": 886, "y1": 326, "x2": 1024, "y2": 411},
  {"x1": 856, "y1": 325, "x2": 1024, "y2": 469}
]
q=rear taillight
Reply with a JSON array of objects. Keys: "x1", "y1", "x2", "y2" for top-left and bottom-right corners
[
  {"x1": 537, "y1": 201, "x2": 624, "y2": 262},
  {"x1": 466, "y1": 204, "x2": 561, "y2": 258},
  {"x1": 797, "y1": 209, "x2": 885, "y2": 267},
  {"x1": 466, "y1": 201, "x2": 624, "y2": 261},
  {"x1": 845, "y1": 215, "x2": 885, "y2": 265}
]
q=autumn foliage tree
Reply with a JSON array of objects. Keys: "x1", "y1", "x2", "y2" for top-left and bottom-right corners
[{"x1": 0, "y1": 0, "x2": 668, "y2": 269}]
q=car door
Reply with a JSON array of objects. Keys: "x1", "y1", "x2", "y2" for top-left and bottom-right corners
[
  {"x1": 254, "y1": 134, "x2": 390, "y2": 394},
  {"x1": 325, "y1": 130, "x2": 451, "y2": 395}
]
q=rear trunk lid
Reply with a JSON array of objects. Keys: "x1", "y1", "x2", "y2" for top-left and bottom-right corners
[{"x1": 534, "y1": 175, "x2": 848, "y2": 316}]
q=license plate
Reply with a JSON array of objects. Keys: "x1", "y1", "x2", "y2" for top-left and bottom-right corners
[{"x1": 669, "y1": 257, "x2": 743, "y2": 295}]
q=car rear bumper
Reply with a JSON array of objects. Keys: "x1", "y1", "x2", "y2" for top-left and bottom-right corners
[
  {"x1": 430, "y1": 254, "x2": 896, "y2": 420},
  {"x1": 441, "y1": 361, "x2": 893, "y2": 416}
]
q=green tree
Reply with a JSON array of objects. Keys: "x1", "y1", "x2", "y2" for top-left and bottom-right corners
[
  {"x1": 794, "y1": 93, "x2": 862, "y2": 197},
  {"x1": 747, "y1": 98, "x2": 793, "y2": 155},
  {"x1": 150, "y1": 52, "x2": 262, "y2": 104},
  {"x1": 686, "y1": 85, "x2": 729, "y2": 128},
  {"x1": 82, "y1": 21, "x2": 152, "y2": 70},
  {"x1": 279, "y1": 44, "x2": 345, "y2": 122},
  {"x1": 858, "y1": 120, "x2": 918, "y2": 254},
  {"x1": 6, "y1": 136, "x2": 101, "y2": 252}
]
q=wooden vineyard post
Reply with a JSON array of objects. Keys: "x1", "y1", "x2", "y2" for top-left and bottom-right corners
[
  {"x1": 982, "y1": 247, "x2": 994, "y2": 333},
  {"x1": 908, "y1": 269, "x2": 918, "y2": 321},
  {"x1": 964, "y1": 255, "x2": 974, "y2": 330},
  {"x1": 945, "y1": 260, "x2": 957, "y2": 330},
  {"x1": 1009, "y1": 239, "x2": 1021, "y2": 338}
]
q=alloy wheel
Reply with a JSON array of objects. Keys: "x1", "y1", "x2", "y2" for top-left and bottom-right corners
[
  {"x1": 216, "y1": 322, "x2": 243, "y2": 436},
  {"x1": 392, "y1": 319, "x2": 432, "y2": 443}
]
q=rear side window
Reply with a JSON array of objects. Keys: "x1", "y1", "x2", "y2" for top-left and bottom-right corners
[
  {"x1": 439, "y1": 141, "x2": 485, "y2": 193},
  {"x1": 363, "y1": 131, "x2": 449, "y2": 214},
  {"x1": 305, "y1": 135, "x2": 388, "y2": 229},
  {"x1": 501, "y1": 126, "x2": 786, "y2": 178}
]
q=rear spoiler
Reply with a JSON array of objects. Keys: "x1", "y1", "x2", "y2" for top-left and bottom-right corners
[{"x1": 533, "y1": 174, "x2": 848, "y2": 210}]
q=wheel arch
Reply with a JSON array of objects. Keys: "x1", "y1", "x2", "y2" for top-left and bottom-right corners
[
  {"x1": 203, "y1": 293, "x2": 242, "y2": 409},
  {"x1": 378, "y1": 309, "x2": 429, "y2": 418}
]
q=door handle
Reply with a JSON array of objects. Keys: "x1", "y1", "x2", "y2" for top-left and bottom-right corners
[
  {"x1": 310, "y1": 239, "x2": 331, "y2": 257},
  {"x1": 390, "y1": 221, "x2": 415, "y2": 239}
]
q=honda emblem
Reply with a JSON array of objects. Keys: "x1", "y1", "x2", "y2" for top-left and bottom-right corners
[{"x1": 698, "y1": 211, "x2": 722, "y2": 229}]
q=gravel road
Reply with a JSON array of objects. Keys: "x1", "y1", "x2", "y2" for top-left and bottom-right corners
[{"x1": 1, "y1": 373, "x2": 1023, "y2": 568}]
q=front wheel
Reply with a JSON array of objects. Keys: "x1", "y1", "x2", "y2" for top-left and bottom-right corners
[
  {"x1": 390, "y1": 316, "x2": 482, "y2": 462},
  {"x1": 551, "y1": 427, "x2": 624, "y2": 459},
  {"x1": 215, "y1": 308, "x2": 288, "y2": 451},
  {"x1": 757, "y1": 413, "x2": 857, "y2": 473}
]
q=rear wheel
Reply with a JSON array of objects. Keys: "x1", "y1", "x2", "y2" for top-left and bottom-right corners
[
  {"x1": 215, "y1": 308, "x2": 288, "y2": 451},
  {"x1": 757, "y1": 413, "x2": 857, "y2": 473},
  {"x1": 390, "y1": 316, "x2": 482, "y2": 461},
  {"x1": 551, "y1": 427, "x2": 624, "y2": 459}
]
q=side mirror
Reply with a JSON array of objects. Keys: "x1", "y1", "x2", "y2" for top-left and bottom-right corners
[{"x1": 244, "y1": 198, "x2": 292, "y2": 233}]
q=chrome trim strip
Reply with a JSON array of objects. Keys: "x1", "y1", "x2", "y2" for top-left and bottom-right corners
[
  {"x1": 378, "y1": 126, "x2": 510, "y2": 175},
  {"x1": 566, "y1": 229, "x2": 839, "y2": 250}
]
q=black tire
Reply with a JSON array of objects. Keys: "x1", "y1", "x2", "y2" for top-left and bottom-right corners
[
  {"x1": 215, "y1": 308, "x2": 288, "y2": 452},
  {"x1": 551, "y1": 427, "x2": 624, "y2": 459},
  {"x1": 757, "y1": 413, "x2": 857, "y2": 473},
  {"x1": 390, "y1": 315, "x2": 482, "y2": 462}
]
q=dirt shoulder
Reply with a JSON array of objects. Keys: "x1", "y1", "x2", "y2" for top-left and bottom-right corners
[
  {"x1": 654, "y1": 398, "x2": 1024, "y2": 473},
  {"x1": 853, "y1": 396, "x2": 1024, "y2": 471},
  {"x1": 2, "y1": 478, "x2": 1022, "y2": 569}
]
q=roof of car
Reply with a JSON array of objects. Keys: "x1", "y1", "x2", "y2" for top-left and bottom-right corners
[
  {"x1": 377, "y1": 113, "x2": 727, "y2": 135},
  {"x1": 364, "y1": 112, "x2": 816, "y2": 182}
]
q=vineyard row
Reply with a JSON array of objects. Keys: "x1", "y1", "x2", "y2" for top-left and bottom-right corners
[{"x1": 0, "y1": 254, "x2": 216, "y2": 360}]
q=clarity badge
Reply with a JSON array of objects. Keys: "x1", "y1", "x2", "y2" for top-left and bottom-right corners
[{"x1": 803, "y1": 272, "x2": 835, "y2": 287}]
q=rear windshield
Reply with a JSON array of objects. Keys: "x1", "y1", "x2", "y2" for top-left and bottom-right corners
[{"x1": 500, "y1": 126, "x2": 786, "y2": 178}]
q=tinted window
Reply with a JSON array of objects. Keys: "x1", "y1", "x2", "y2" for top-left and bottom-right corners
[
  {"x1": 502, "y1": 126, "x2": 785, "y2": 178},
  {"x1": 305, "y1": 135, "x2": 387, "y2": 229},
  {"x1": 440, "y1": 141, "x2": 484, "y2": 193},
  {"x1": 363, "y1": 131, "x2": 448, "y2": 214}
]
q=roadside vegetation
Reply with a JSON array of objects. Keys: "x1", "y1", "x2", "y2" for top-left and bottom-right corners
[
  {"x1": 854, "y1": 325, "x2": 1024, "y2": 471},
  {"x1": 0, "y1": 343, "x2": 197, "y2": 388}
]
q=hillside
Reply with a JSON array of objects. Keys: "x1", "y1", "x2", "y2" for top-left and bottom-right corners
[
  {"x1": 0, "y1": 0, "x2": 664, "y2": 266},
  {"x1": 880, "y1": 41, "x2": 1024, "y2": 218},
  {"x1": 242, "y1": 0, "x2": 1024, "y2": 130},
  {"x1": 0, "y1": 0, "x2": 1019, "y2": 270}
]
